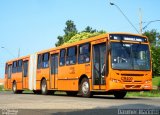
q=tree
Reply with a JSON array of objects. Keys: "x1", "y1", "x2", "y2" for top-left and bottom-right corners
[
  {"x1": 143, "y1": 29, "x2": 160, "y2": 46},
  {"x1": 151, "y1": 46, "x2": 160, "y2": 76},
  {"x1": 55, "y1": 20, "x2": 78, "y2": 46},
  {"x1": 55, "y1": 20, "x2": 105, "y2": 46},
  {"x1": 64, "y1": 20, "x2": 77, "y2": 35},
  {"x1": 143, "y1": 29, "x2": 160, "y2": 76},
  {"x1": 63, "y1": 20, "x2": 77, "y2": 42},
  {"x1": 83, "y1": 26, "x2": 97, "y2": 33},
  {"x1": 55, "y1": 36, "x2": 64, "y2": 47}
]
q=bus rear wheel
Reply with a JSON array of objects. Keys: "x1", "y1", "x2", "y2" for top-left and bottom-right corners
[
  {"x1": 12, "y1": 82, "x2": 17, "y2": 94},
  {"x1": 12, "y1": 82, "x2": 22, "y2": 94},
  {"x1": 41, "y1": 79, "x2": 48, "y2": 95},
  {"x1": 80, "y1": 78, "x2": 92, "y2": 98},
  {"x1": 114, "y1": 91, "x2": 127, "y2": 99}
]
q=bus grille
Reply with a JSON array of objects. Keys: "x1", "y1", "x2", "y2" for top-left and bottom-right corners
[{"x1": 121, "y1": 74, "x2": 144, "y2": 76}]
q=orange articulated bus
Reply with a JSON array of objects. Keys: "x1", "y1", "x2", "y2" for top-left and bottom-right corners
[{"x1": 4, "y1": 33, "x2": 152, "y2": 98}]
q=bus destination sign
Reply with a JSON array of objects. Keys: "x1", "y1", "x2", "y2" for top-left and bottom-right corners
[{"x1": 110, "y1": 34, "x2": 147, "y2": 42}]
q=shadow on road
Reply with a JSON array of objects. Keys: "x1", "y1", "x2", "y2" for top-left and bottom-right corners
[{"x1": 4, "y1": 104, "x2": 159, "y2": 115}]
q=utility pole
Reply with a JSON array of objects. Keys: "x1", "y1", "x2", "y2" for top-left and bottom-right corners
[{"x1": 139, "y1": 8, "x2": 143, "y2": 34}]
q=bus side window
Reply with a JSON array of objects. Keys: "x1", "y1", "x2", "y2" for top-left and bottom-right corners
[
  {"x1": 23, "y1": 61, "x2": 28, "y2": 77},
  {"x1": 78, "y1": 43, "x2": 90, "y2": 64},
  {"x1": 12, "y1": 61, "x2": 17, "y2": 73},
  {"x1": 59, "y1": 49, "x2": 66, "y2": 66},
  {"x1": 42, "y1": 53, "x2": 49, "y2": 68},
  {"x1": 66, "y1": 46, "x2": 77, "y2": 65},
  {"x1": 8, "y1": 65, "x2": 12, "y2": 79},
  {"x1": 37, "y1": 54, "x2": 42, "y2": 69},
  {"x1": 17, "y1": 60, "x2": 22, "y2": 72}
]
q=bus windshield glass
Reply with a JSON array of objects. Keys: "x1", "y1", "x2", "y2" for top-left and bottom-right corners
[{"x1": 111, "y1": 42, "x2": 150, "y2": 70}]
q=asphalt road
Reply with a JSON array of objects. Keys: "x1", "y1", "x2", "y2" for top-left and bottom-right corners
[{"x1": 0, "y1": 91, "x2": 160, "y2": 115}]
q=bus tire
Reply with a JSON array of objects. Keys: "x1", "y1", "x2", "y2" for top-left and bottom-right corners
[
  {"x1": 12, "y1": 82, "x2": 17, "y2": 94},
  {"x1": 114, "y1": 91, "x2": 127, "y2": 99},
  {"x1": 80, "y1": 78, "x2": 92, "y2": 98},
  {"x1": 41, "y1": 79, "x2": 48, "y2": 95}
]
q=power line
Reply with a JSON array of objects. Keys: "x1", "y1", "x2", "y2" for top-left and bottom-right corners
[
  {"x1": 142, "y1": 20, "x2": 160, "y2": 30},
  {"x1": 110, "y1": 2, "x2": 139, "y2": 33}
]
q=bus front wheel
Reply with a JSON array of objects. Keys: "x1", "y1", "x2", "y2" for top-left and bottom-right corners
[
  {"x1": 80, "y1": 78, "x2": 92, "y2": 98},
  {"x1": 114, "y1": 91, "x2": 127, "y2": 99}
]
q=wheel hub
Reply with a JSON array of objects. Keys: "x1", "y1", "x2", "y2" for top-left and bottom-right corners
[
  {"x1": 42, "y1": 83, "x2": 46, "y2": 92},
  {"x1": 82, "y1": 81, "x2": 89, "y2": 94}
]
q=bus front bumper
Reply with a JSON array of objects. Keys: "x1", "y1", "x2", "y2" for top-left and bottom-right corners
[{"x1": 108, "y1": 80, "x2": 152, "y2": 91}]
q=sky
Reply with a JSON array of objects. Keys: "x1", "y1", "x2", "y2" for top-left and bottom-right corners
[{"x1": 0, "y1": 0, "x2": 160, "y2": 78}]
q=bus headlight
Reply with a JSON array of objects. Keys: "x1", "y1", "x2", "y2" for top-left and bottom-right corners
[
  {"x1": 111, "y1": 78, "x2": 121, "y2": 83},
  {"x1": 145, "y1": 80, "x2": 151, "y2": 83}
]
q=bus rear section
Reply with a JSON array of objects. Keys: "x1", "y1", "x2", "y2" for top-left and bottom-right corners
[{"x1": 4, "y1": 54, "x2": 36, "y2": 93}]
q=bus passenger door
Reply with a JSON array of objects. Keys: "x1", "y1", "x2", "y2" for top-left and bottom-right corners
[
  {"x1": 22, "y1": 61, "x2": 28, "y2": 89},
  {"x1": 92, "y1": 43, "x2": 106, "y2": 90},
  {"x1": 50, "y1": 54, "x2": 58, "y2": 89},
  {"x1": 7, "y1": 65, "x2": 12, "y2": 89}
]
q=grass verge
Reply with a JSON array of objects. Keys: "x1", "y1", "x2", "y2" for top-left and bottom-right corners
[
  {"x1": 127, "y1": 76, "x2": 160, "y2": 97},
  {"x1": 152, "y1": 76, "x2": 160, "y2": 86},
  {"x1": 0, "y1": 85, "x2": 4, "y2": 91},
  {"x1": 127, "y1": 90, "x2": 160, "y2": 97}
]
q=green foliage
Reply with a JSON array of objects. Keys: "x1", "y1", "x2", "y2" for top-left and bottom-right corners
[
  {"x1": 158, "y1": 80, "x2": 160, "y2": 87},
  {"x1": 0, "y1": 85, "x2": 4, "y2": 91},
  {"x1": 63, "y1": 20, "x2": 78, "y2": 42},
  {"x1": 151, "y1": 46, "x2": 160, "y2": 75},
  {"x1": 64, "y1": 20, "x2": 77, "y2": 35},
  {"x1": 82, "y1": 26, "x2": 97, "y2": 33},
  {"x1": 55, "y1": 36, "x2": 64, "y2": 47},
  {"x1": 55, "y1": 20, "x2": 78, "y2": 47},
  {"x1": 143, "y1": 29, "x2": 160, "y2": 76},
  {"x1": 152, "y1": 76, "x2": 160, "y2": 86},
  {"x1": 127, "y1": 90, "x2": 160, "y2": 97},
  {"x1": 55, "y1": 20, "x2": 106, "y2": 46},
  {"x1": 143, "y1": 29, "x2": 157, "y2": 45},
  {"x1": 64, "y1": 31, "x2": 106, "y2": 44}
]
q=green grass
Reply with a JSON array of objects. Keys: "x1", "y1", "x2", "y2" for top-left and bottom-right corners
[
  {"x1": 152, "y1": 76, "x2": 160, "y2": 86},
  {"x1": 127, "y1": 77, "x2": 160, "y2": 97},
  {"x1": 127, "y1": 90, "x2": 160, "y2": 97},
  {"x1": 0, "y1": 85, "x2": 4, "y2": 91}
]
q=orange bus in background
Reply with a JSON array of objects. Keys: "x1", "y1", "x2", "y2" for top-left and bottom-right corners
[{"x1": 4, "y1": 33, "x2": 152, "y2": 98}]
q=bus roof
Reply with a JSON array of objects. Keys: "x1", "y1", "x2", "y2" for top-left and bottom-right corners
[
  {"x1": 6, "y1": 55, "x2": 30, "y2": 64},
  {"x1": 36, "y1": 32, "x2": 148, "y2": 54},
  {"x1": 6, "y1": 32, "x2": 148, "y2": 62}
]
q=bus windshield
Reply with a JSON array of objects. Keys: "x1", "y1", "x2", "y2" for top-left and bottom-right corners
[{"x1": 111, "y1": 42, "x2": 150, "y2": 70}]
